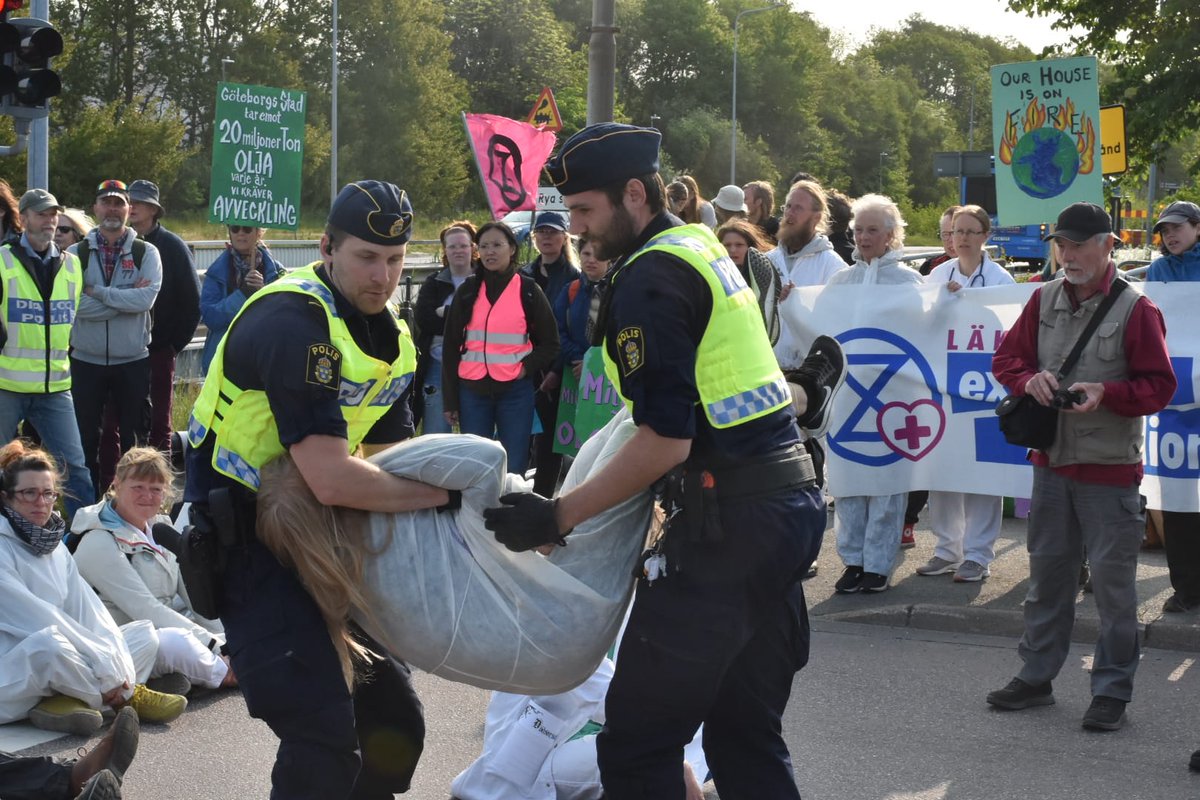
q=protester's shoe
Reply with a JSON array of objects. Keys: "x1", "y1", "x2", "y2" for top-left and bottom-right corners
[
  {"x1": 986, "y1": 678, "x2": 1055, "y2": 710},
  {"x1": 1082, "y1": 696, "x2": 1127, "y2": 731},
  {"x1": 803, "y1": 563, "x2": 819, "y2": 580},
  {"x1": 1163, "y1": 593, "x2": 1200, "y2": 613},
  {"x1": 1189, "y1": 748, "x2": 1200, "y2": 772},
  {"x1": 146, "y1": 672, "x2": 191, "y2": 697},
  {"x1": 953, "y1": 560, "x2": 990, "y2": 583},
  {"x1": 71, "y1": 707, "x2": 138, "y2": 793},
  {"x1": 788, "y1": 335, "x2": 846, "y2": 438},
  {"x1": 834, "y1": 565, "x2": 864, "y2": 594},
  {"x1": 126, "y1": 684, "x2": 187, "y2": 724},
  {"x1": 74, "y1": 769, "x2": 121, "y2": 800},
  {"x1": 916, "y1": 556, "x2": 958, "y2": 576},
  {"x1": 900, "y1": 524, "x2": 916, "y2": 549},
  {"x1": 861, "y1": 571, "x2": 889, "y2": 592},
  {"x1": 28, "y1": 694, "x2": 103, "y2": 736}
]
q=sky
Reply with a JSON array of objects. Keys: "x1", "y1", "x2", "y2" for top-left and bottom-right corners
[{"x1": 802, "y1": 0, "x2": 1084, "y2": 53}]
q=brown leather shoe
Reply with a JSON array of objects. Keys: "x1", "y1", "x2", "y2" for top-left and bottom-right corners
[{"x1": 70, "y1": 707, "x2": 138, "y2": 795}]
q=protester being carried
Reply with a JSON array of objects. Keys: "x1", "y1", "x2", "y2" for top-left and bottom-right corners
[
  {"x1": 72, "y1": 447, "x2": 234, "y2": 693},
  {"x1": 0, "y1": 440, "x2": 187, "y2": 735}
]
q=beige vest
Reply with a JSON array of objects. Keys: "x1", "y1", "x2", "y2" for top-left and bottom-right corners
[{"x1": 1036, "y1": 274, "x2": 1142, "y2": 466}]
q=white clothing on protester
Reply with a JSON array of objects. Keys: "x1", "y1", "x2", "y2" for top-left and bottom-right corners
[
  {"x1": 767, "y1": 235, "x2": 847, "y2": 368},
  {"x1": 826, "y1": 248, "x2": 923, "y2": 287},
  {"x1": 925, "y1": 255, "x2": 1015, "y2": 289},
  {"x1": 927, "y1": 491, "x2": 1003, "y2": 567}
]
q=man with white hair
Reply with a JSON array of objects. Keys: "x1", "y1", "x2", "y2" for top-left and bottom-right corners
[
  {"x1": 988, "y1": 201, "x2": 1175, "y2": 731},
  {"x1": 769, "y1": 180, "x2": 847, "y2": 368}
]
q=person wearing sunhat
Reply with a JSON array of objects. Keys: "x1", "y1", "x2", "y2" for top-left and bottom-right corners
[
  {"x1": 184, "y1": 180, "x2": 446, "y2": 799},
  {"x1": 710, "y1": 184, "x2": 748, "y2": 225},
  {"x1": 482, "y1": 122, "x2": 845, "y2": 799},
  {"x1": 989, "y1": 201, "x2": 1176, "y2": 731},
  {"x1": 0, "y1": 188, "x2": 95, "y2": 519}
]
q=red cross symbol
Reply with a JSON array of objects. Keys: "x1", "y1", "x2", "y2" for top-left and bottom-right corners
[{"x1": 893, "y1": 414, "x2": 931, "y2": 450}]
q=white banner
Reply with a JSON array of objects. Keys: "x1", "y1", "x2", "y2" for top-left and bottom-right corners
[{"x1": 781, "y1": 282, "x2": 1200, "y2": 512}]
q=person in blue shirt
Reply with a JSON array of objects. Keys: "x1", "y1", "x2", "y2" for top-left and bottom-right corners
[
  {"x1": 198, "y1": 226, "x2": 281, "y2": 374},
  {"x1": 553, "y1": 234, "x2": 610, "y2": 382}
]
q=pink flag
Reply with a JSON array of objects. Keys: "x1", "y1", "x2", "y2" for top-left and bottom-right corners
[{"x1": 463, "y1": 113, "x2": 558, "y2": 220}]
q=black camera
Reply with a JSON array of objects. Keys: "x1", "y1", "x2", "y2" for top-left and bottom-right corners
[{"x1": 1051, "y1": 389, "x2": 1086, "y2": 409}]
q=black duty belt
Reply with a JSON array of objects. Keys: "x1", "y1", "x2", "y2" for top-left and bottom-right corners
[{"x1": 685, "y1": 443, "x2": 816, "y2": 501}]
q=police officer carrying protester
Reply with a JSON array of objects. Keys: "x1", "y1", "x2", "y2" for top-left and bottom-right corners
[
  {"x1": 484, "y1": 124, "x2": 845, "y2": 799},
  {"x1": 184, "y1": 182, "x2": 447, "y2": 799}
]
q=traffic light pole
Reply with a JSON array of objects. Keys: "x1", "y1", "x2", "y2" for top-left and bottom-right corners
[{"x1": 26, "y1": 0, "x2": 46, "y2": 188}]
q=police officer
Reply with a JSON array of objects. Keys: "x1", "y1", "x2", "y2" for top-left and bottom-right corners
[
  {"x1": 184, "y1": 182, "x2": 446, "y2": 799},
  {"x1": 484, "y1": 124, "x2": 844, "y2": 798}
]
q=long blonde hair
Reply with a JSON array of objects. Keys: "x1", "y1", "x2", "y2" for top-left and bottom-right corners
[{"x1": 256, "y1": 456, "x2": 378, "y2": 689}]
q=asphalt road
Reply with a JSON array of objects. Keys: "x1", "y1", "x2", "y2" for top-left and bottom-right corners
[{"x1": 15, "y1": 620, "x2": 1200, "y2": 799}]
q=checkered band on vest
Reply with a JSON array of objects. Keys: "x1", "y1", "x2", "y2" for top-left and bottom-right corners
[
  {"x1": 214, "y1": 445, "x2": 262, "y2": 490},
  {"x1": 705, "y1": 375, "x2": 791, "y2": 426}
]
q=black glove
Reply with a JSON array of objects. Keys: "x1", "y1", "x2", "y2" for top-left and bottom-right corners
[
  {"x1": 483, "y1": 492, "x2": 569, "y2": 552},
  {"x1": 436, "y1": 489, "x2": 462, "y2": 513}
]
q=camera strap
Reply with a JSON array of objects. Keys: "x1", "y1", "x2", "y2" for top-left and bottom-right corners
[{"x1": 1052, "y1": 277, "x2": 1128, "y2": 385}]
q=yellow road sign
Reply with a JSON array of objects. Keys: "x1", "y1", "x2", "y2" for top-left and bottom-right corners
[
  {"x1": 526, "y1": 86, "x2": 563, "y2": 132},
  {"x1": 1100, "y1": 104, "x2": 1127, "y2": 176}
]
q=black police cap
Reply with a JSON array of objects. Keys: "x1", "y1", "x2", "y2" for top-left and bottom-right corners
[
  {"x1": 328, "y1": 181, "x2": 414, "y2": 245},
  {"x1": 544, "y1": 123, "x2": 661, "y2": 196}
]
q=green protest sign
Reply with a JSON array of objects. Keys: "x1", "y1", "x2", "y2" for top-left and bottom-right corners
[
  {"x1": 990, "y1": 56, "x2": 1101, "y2": 226},
  {"x1": 553, "y1": 347, "x2": 623, "y2": 457},
  {"x1": 209, "y1": 82, "x2": 306, "y2": 230}
]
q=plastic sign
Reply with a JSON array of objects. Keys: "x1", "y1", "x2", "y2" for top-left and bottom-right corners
[{"x1": 1099, "y1": 104, "x2": 1128, "y2": 176}]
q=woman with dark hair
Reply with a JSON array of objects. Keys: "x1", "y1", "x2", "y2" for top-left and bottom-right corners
[
  {"x1": 414, "y1": 220, "x2": 478, "y2": 433},
  {"x1": 441, "y1": 222, "x2": 559, "y2": 475},
  {"x1": 199, "y1": 225, "x2": 282, "y2": 374},
  {"x1": 666, "y1": 181, "x2": 698, "y2": 224},
  {"x1": 716, "y1": 219, "x2": 782, "y2": 345},
  {"x1": 0, "y1": 179, "x2": 22, "y2": 244},
  {"x1": 824, "y1": 188, "x2": 855, "y2": 265},
  {"x1": 677, "y1": 175, "x2": 717, "y2": 229}
]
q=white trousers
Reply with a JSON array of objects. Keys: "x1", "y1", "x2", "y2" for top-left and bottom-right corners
[
  {"x1": 153, "y1": 627, "x2": 228, "y2": 688},
  {"x1": 927, "y1": 491, "x2": 1003, "y2": 567}
]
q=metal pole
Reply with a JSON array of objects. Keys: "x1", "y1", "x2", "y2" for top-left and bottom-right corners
[
  {"x1": 330, "y1": 0, "x2": 339, "y2": 206},
  {"x1": 879, "y1": 152, "x2": 888, "y2": 192},
  {"x1": 587, "y1": 0, "x2": 616, "y2": 125},
  {"x1": 27, "y1": 0, "x2": 50, "y2": 189},
  {"x1": 730, "y1": 4, "x2": 784, "y2": 185}
]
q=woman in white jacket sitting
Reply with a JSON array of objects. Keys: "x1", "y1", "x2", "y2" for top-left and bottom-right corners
[{"x1": 73, "y1": 447, "x2": 235, "y2": 693}]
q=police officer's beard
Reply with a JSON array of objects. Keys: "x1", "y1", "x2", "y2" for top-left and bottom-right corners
[{"x1": 595, "y1": 204, "x2": 639, "y2": 262}]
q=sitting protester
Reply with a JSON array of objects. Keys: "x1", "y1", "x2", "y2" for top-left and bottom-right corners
[
  {"x1": 0, "y1": 440, "x2": 188, "y2": 734},
  {"x1": 0, "y1": 706, "x2": 138, "y2": 800},
  {"x1": 73, "y1": 447, "x2": 234, "y2": 693}
]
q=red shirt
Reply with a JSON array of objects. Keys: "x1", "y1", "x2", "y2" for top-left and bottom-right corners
[{"x1": 992, "y1": 264, "x2": 1177, "y2": 486}]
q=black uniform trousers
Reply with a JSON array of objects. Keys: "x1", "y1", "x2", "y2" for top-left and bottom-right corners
[
  {"x1": 1161, "y1": 511, "x2": 1200, "y2": 603},
  {"x1": 220, "y1": 536, "x2": 425, "y2": 800},
  {"x1": 0, "y1": 752, "x2": 71, "y2": 800},
  {"x1": 596, "y1": 484, "x2": 826, "y2": 799}
]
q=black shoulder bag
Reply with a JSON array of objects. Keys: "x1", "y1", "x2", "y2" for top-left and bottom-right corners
[{"x1": 995, "y1": 278, "x2": 1128, "y2": 450}]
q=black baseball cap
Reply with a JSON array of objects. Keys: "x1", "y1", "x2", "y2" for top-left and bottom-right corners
[
  {"x1": 1153, "y1": 201, "x2": 1200, "y2": 234},
  {"x1": 1043, "y1": 202, "x2": 1115, "y2": 243}
]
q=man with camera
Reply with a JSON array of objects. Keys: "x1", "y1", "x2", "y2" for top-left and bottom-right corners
[{"x1": 987, "y1": 201, "x2": 1176, "y2": 731}]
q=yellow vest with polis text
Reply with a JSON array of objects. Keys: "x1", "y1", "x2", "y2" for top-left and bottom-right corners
[
  {"x1": 601, "y1": 224, "x2": 791, "y2": 428},
  {"x1": 187, "y1": 264, "x2": 416, "y2": 491},
  {"x1": 0, "y1": 245, "x2": 82, "y2": 393}
]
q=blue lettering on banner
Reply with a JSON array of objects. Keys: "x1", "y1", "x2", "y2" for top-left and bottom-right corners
[
  {"x1": 947, "y1": 352, "x2": 1006, "y2": 413},
  {"x1": 974, "y1": 416, "x2": 1030, "y2": 466},
  {"x1": 1169, "y1": 357, "x2": 1195, "y2": 407},
  {"x1": 1145, "y1": 409, "x2": 1200, "y2": 478}
]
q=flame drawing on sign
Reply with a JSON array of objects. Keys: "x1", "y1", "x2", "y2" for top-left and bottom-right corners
[
  {"x1": 999, "y1": 110, "x2": 1019, "y2": 165},
  {"x1": 1076, "y1": 116, "x2": 1095, "y2": 174}
]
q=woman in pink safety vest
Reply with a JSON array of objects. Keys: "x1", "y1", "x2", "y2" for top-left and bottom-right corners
[{"x1": 441, "y1": 222, "x2": 560, "y2": 475}]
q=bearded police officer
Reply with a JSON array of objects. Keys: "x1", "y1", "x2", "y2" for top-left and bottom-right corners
[
  {"x1": 484, "y1": 124, "x2": 844, "y2": 799},
  {"x1": 184, "y1": 182, "x2": 445, "y2": 799}
]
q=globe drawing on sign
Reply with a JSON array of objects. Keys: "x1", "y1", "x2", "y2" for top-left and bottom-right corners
[{"x1": 1011, "y1": 127, "x2": 1079, "y2": 199}]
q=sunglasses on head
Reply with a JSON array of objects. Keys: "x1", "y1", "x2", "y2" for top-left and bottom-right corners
[
  {"x1": 228, "y1": 226, "x2": 255, "y2": 234},
  {"x1": 96, "y1": 179, "x2": 127, "y2": 192}
]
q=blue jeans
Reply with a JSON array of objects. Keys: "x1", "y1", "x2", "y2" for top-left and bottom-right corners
[
  {"x1": 835, "y1": 492, "x2": 906, "y2": 575},
  {"x1": 421, "y1": 358, "x2": 451, "y2": 435},
  {"x1": 458, "y1": 379, "x2": 535, "y2": 475},
  {"x1": 0, "y1": 389, "x2": 94, "y2": 520}
]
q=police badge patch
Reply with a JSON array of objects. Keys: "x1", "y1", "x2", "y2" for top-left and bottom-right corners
[
  {"x1": 306, "y1": 343, "x2": 342, "y2": 389},
  {"x1": 615, "y1": 326, "x2": 644, "y2": 377}
]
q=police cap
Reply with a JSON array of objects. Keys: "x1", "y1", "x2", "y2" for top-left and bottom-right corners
[
  {"x1": 328, "y1": 180, "x2": 414, "y2": 245},
  {"x1": 544, "y1": 123, "x2": 661, "y2": 196}
]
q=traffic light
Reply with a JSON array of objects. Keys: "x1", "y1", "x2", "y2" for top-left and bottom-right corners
[{"x1": 0, "y1": 15, "x2": 61, "y2": 120}]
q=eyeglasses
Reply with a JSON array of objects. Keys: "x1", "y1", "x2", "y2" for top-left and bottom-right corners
[
  {"x1": 780, "y1": 203, "x2": 810, "y2": 215},
  {"x1": 56, "y1": 226, "x2": 76, "y2": 235},
  {"x1": 939, "y1": 231, "x2": 954, "y2": 240},
  {"x1": 228, "y1": 226, "x2": 255, "y2": 234},
  {"x1": 10, "y1": 488, "x2": 59, "y2": 503},
  {"x1": 96, "y1": 179, "x2": 127, "y2": 192},
  {"x1": 952, "y1": 229, "x2": 986, "y2": 237}
]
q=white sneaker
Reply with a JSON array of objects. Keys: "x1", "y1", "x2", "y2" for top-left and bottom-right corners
[{"x1": 915, "y1": 556, "x2": 959, "y2": 576}]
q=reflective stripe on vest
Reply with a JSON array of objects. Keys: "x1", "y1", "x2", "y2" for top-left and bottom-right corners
[
  {"x1": 188, "y1": 263, "x2": 416, "y2": 491},
  {"x1": 0, "y1": 247, "x2": 81, "y2": 393},
  {"x1": 602, "y1": 224, "x2": 790, "y2": 429},
  {"x1": 458, "y1": 275, "x2": 532, "y2": 381}
]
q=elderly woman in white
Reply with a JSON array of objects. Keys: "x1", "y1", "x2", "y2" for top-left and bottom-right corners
[{"x1": 828, "y1": 194, "x2": 924, "y2": 594}]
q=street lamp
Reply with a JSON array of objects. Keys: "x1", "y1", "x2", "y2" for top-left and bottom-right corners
[
  {"x1": 650, "y1": 114, "x2": 661, "y2": 129},
  {"x1": 731, "y1": 2, "x2": 785, "y2": 184},
  {"x1": 879, "y1": 151, "x2": 890, "y2": 192},
  {"x1": 220, "y1": 58, "x2": 234, "y2": 83},
  {"x1": 331, "y1": 0, "x2": 339, "y2": 207}
]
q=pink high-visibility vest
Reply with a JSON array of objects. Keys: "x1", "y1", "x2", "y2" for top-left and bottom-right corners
[{"x1": 458, "y1": 275, "x2": 532, "y2": 382}]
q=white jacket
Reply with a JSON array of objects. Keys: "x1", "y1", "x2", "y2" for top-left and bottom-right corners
[
  {"x1": 768, "y1": 235, "x2": 848, "y2": 368},
  {"x1": 925, "y1": 256, "x2": 1015, "y2": 288},
  {"x1": 827, "y1": 248, "x2": 923, "y2": 286},
  {"x1": 72, "y1": 501, "x2": 223, "y2": 647}
]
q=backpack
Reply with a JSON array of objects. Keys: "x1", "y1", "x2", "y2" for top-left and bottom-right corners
[{"x1": 75, "y1": 237, "x2": 147, "y2": 283}]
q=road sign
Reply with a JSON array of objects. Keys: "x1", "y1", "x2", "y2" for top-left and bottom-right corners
[
  {"x1": 1100, "y1": 104, "x2": 1127, "y2": 176},
  {"x1": 526, "y1": 86, "x2": 563, "y2": 132}
]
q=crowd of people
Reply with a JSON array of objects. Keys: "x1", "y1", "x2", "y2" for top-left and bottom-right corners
[{"x1": 1, "y1": 144, "x2": 1198, "y2": 800}]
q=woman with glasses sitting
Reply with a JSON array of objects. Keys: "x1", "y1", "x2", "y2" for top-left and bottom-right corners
[
  {"x1": 0, "y1": 440, "x2": 188, "y2": 735},
  {"x1": 72, "y1": 447, "x2": 235, "y2": 694},
  {"x1": 199, "y1": 224, "x2": 281, "y2": 374}
]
